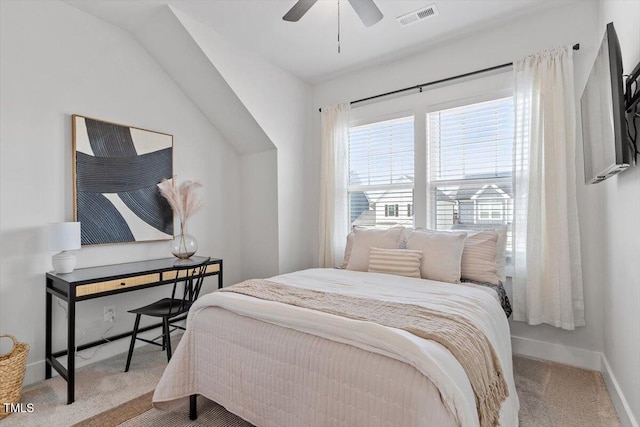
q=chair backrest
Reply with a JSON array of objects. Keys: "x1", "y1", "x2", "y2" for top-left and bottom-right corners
[{"x1": 167, "y1": 257, "x2": 211, "y2": 316}]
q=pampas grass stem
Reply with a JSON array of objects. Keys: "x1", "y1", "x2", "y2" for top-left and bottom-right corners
[{"x1": 158, "y1": 176, "x2": 202, "y2": 231}]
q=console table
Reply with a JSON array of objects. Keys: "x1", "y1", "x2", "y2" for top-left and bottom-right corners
[{"x1": 45, "y1": 256, "x2": 222, "y2": 404}]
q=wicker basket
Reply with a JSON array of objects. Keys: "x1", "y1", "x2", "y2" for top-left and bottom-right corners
[{"x1": 0, "y1": 335, "x2": 29, "y2": 420}]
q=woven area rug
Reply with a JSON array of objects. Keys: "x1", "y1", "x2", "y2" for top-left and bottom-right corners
[
  {"x1": 74, "y1": 355, "x2": 619, "y2": 427},
  {"x1": 73, "y1": 391, "x2": 155, "y2": 427},
  {"x1": 120, "y1": 397, "x2": 253, "y2": 427},
  {"x1": 72, "y1": 392, "x2": 253, "y2": 427}
]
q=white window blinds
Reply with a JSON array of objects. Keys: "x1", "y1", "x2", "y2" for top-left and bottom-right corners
[
  {"x1": 348, "y1": 116, "x2": 414, "y2": 228},
  {"x1": 427, "y1": 97, "x2": 514, "y2": 256}
]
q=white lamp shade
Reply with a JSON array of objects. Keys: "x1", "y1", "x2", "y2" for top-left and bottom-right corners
[{"x1": 48, "y1": 222, "x2": 81, "y2": 252}]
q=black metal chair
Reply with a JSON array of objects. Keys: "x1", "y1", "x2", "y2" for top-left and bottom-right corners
[{"x1": 125, "y1": 257, "x2": 210, "y2": 372}]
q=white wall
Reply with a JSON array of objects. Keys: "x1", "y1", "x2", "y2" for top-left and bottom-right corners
[
  {"x1": 131, "y1": 6, "x2": 275, "y2": 157},
  {"x1": 598, "y1": 1, "x2": 640, "y2": 423},
  {"x1": 0, "y1": 0, "x2": 243, "y2": 383},
  {"x1": 171, "y1": 8, "x2": 315, "y2": 275},
  {"x1": 240, "y1": 150, "x2": 280, "y2": 280},
  {"x1": 313, "y1": 1, "x2": 605, "y2": 353}
]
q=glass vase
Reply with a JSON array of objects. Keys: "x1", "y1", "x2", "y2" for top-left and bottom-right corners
[{"x1": 170, "y1": 223, "x2": 198, "y2": 259}]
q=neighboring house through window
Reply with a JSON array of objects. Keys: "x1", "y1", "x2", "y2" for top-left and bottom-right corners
[
  {"x1": 384, "y1": 204, "x2": 399, "y2": 217},
  {"x1": 348, "y1": 116, "x2": 414, "y2": 228}
]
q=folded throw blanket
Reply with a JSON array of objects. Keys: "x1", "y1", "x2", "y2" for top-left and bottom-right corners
[{"x1": 220, "y1": 279, "x2": 509, "y2": 427}]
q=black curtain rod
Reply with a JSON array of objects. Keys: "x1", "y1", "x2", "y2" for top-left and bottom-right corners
[{"x1": 319, "y1": 43, "x2": 580, "y2": 112}]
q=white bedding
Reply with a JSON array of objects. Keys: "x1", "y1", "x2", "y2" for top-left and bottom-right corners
[{"x1": 153, "y1": 268, "x2": 519, "y2": 426}]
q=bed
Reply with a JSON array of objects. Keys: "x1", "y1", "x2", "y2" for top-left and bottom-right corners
[{"x1": 152, "y1": 267, "x2": 519, "y2": 426}]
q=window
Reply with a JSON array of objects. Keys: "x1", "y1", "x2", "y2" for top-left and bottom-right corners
[
  {"x1": 427, "y1": 97, "x2": 514, "y2": 257},
  {"x1": 348, "y1": 116, "x2": 414, "y2": 228},
  {"x1": 384, "y1": 204, "x2": 399, "y2": 217}
]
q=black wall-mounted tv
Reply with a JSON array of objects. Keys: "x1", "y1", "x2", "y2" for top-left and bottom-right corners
[{"x1": 580, "y1": 22, "x2": 631, "y2": 184}]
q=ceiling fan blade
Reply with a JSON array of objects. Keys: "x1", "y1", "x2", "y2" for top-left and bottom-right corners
[
  {"x1": 283, "y1": 0, "x2": 319, "y2": 22},
  {"x1": 348, "y1": 0, "x2": 383, "y2": 27}
]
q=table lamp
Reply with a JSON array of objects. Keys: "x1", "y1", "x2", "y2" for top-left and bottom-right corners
[{"x1": 48, "y1": 222, "x2": 81, "y2": 274}]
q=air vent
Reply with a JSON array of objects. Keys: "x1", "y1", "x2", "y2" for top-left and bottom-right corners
[{"x1": 397, "y1": 4, "x2": 439, "y2": 27}]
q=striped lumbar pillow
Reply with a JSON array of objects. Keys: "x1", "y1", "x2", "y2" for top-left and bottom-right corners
[{"x1": 367, "y1": 248, "x2": 423, "y2": 278}]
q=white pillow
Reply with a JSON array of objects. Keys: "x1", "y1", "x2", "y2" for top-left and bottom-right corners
[
  {"x1": 367, "y1": 248, "x2": 422, "y2": 278},
  {"x1": 346, "y1": 227, "x2": 405, "y2": 272},
  {"x1": 342, "y1": 227, "x2": 412, "y2": 270},
  {"x1": 406, "y1": 229, "x2": 467, "y2": 283},
  {"x1": 461, "y1": 230, "x2": 499, "y2": 285},
  {"x1": 340, "y1": 231, "x2": 354, "y2": 269},
  {"x1": 398, "y1": 227, "x2": 413, "y2": 249}
]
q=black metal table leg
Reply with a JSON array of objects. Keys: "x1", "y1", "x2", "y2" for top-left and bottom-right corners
[
  {"x1": 45, "y1": 287, "x2": 52, "y2": 379},
  {"x1": 218, "y1": 260, "x2": 223, "y2": 289},
  {"x1": 67, "y1": 291, "x2": 76, "y2": 404},
  {"x1": 189, "y1": 394, "x2": 197, "y2": 420},
  {"x1": 163, "y1": 317, "x2": 172, "y2": 361}
]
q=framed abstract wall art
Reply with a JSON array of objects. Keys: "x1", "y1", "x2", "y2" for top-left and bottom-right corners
[{"x1": 72, "y1": 115, "x2": 174, "y2": 245}]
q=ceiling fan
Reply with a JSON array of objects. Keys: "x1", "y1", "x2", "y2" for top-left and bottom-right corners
[{"x1": 283, "y1": 0, "x2": 384, "y2": 27}]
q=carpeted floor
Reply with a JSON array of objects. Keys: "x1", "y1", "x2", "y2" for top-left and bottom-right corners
[
  {"x1": 513, "y1": 356, "x2": 619, "y2": 427},
  {"x1": 2, "y1": 338, "x2": 176, "y2": 427},
  {"x1": 2, "y1": 341, "x2": 620, "y2": 427}
]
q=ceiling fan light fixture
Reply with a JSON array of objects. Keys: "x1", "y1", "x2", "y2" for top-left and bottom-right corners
[
  {"x1": 282, "y1": 0, "x2": 318, "y2": 22},
  {"x1": 282, "y1": 0, "x2": 383, "y2": 27},
  {"x1": 347, "y1": 0, "x2": 383, "y2": 27}
]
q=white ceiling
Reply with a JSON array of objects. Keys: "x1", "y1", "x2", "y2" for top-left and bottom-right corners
[{"x1": 66, "y1": 0, "x2": 573, "y2": 83}]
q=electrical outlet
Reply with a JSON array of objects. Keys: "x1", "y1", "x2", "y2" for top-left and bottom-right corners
[{"x1": 104, "y1": 305, "x2": 116, "y2": 323}]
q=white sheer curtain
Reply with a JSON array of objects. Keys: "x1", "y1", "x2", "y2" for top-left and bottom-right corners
[
  {"x1": 319, "y1": 103, "x2": 350, "y2": 268},
  {"x1": 512, "y1": 46, "x2": 585, "y2": 330}
]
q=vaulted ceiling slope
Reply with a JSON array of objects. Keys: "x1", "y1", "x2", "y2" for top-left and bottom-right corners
[{"x1": 127, "y1": 5, "x2": 274, "y2": 155}]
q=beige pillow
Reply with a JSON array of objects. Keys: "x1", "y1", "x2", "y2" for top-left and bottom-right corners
[
  {"x1": 461, "y1": 231, "x2": 499, "y2": 285},
  {"x1": 452, "y1": 224, "x2": 508, "y2": 283},
  {"x1": 406, "y1": 229, "x2": 467, "y2": 283},
  {"x1": 494, "y1": 226, "x2": 508, "y2": 284},
  {"x1": 367, "y1": 248, "x2": 422, "y2": 278},
  {"x1": 346, "y1": 227, "x2": 405, "y2": 272}
]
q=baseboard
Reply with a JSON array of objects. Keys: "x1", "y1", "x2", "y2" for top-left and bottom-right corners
[
  {"x1": 24, "y1": 360, "x2": 47, "y2": 386},
  {"x1": 601, "y1": 354, "x2": 639, "y2": 427},
  {"x1": 511, "y1": 335, "x2": 602, "y2": 370}
]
